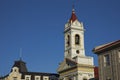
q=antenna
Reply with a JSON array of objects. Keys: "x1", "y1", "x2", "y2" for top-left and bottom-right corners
[{"x1": 20, "y1": 48, "x2": 22, "y2": 60}]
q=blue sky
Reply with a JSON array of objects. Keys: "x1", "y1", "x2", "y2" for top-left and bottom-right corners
[{"x1": 0, "y1": 0, "x2": 120, "y2": 75}]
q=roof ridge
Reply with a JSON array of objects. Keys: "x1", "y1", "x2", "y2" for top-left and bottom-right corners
[{"x1": 93, "y1": 40, "x2": 120, "y2": 53}]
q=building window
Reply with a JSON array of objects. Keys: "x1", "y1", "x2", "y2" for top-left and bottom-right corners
[
  {"x1": 44, "y1": 78, "x2": 48, "y2": 80},
  {"x1": 36, "y1": 77, "x2": 39, "y2": 80},
  {"x1": 26, "y1": 77, "x2": 30, "y2": 80},
  {"x1": 106, "y1": 77, "x2": 111, "y2": 80},
  {"x1": 75, "y1": 34, "x2": 80, "y2": 45},
  {"x1": 35, "y1": 76, "x2": 40, "y2": 80},
  {"x1": 76, "y1": 50, "x2": 79, "y2": 54},
  {"x1": 25, "y1": 76, "x2": 31, "y2": 80},
  {"x1": 118, "y1": 50, "x2": 120, "y2": 58},
  {"x1": 67, "y1": 35, "x2": 70, "y2": 46},
  {"x1": 14, "y1": 69, "x2": 17, "y2": 72},
  {"x1": 43, "y1": 76, "x2": 49, "y2": 80},
  {"x1": 118, "y1": 50, "x2": 120, "y2": 62},
  {"x1": 13, "y1": 77, "x2": 17, "y2": 80},
  {"x1": 12, "y1": 67, "x2": 18, "y2": 72},
  {"x1": 104, "y1": 54, "x2": 110, "y2": 66}
]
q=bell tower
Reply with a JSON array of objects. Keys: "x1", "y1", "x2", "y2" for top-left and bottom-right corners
[
  {"x1": 64, "y1": 8, "x2": 85, "y2": 59},
  {"x1": 58, "y1": 7, "x2": 94, "y2": 80}
]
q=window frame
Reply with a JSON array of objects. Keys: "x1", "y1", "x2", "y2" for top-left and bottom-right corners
[
  {"x1": 25, "y1": 75, "x2": 31, "y2": 80},
  {"x1": 43, "y1": 76, "x2": 49, "y2": 80},
  {"x1": 104, "y1": 54, "x2": 110, "y2": 66},
  {"x1": 75, "y1": 34, "x2": 80, "y2": 45},
  {"x1": 35, "y1": 76, "x2": 40, "y2": 80}
]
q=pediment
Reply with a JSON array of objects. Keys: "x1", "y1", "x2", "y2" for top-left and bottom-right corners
[{"x1": 57, "y1": 58, "x2": 77, "y2": 73}]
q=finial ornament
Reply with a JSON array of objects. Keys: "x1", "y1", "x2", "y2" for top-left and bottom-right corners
[{"x1": 69, "y1": 4, "x2": 77, "y2": 23}]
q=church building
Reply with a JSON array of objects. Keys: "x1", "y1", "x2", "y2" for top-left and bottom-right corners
[{"x1": 57, "y1": 8, "x2": 94, "y2": 80}]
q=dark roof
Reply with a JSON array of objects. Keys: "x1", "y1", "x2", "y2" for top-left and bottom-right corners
[
  {"x1": 12, "y1": 60, "x2": 28, "y2": 72},
  {"x1": 93, "y1": 40, "x2": 120, "y2": 54}
]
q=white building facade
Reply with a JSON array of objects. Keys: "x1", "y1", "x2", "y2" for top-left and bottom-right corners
[{"x1": 57, "y1": 8, "x2": 94, "y2": 80}]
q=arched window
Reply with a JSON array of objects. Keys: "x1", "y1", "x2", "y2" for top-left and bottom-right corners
[
  {"x1": 75, "y1": 34, "x2": 80, "y2": 45},
  {"x1": 67, "y1": 35, "x2": 70, "y2": 46}
]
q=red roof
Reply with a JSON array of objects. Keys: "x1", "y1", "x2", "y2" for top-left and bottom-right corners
[{"x1": 69, "y1": 9, "x2": 77, "y2": 22}]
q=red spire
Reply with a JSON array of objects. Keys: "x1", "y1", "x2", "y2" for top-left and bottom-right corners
[{"x1": 69, "y1": 8, "x2": 77, "y2": 23}]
